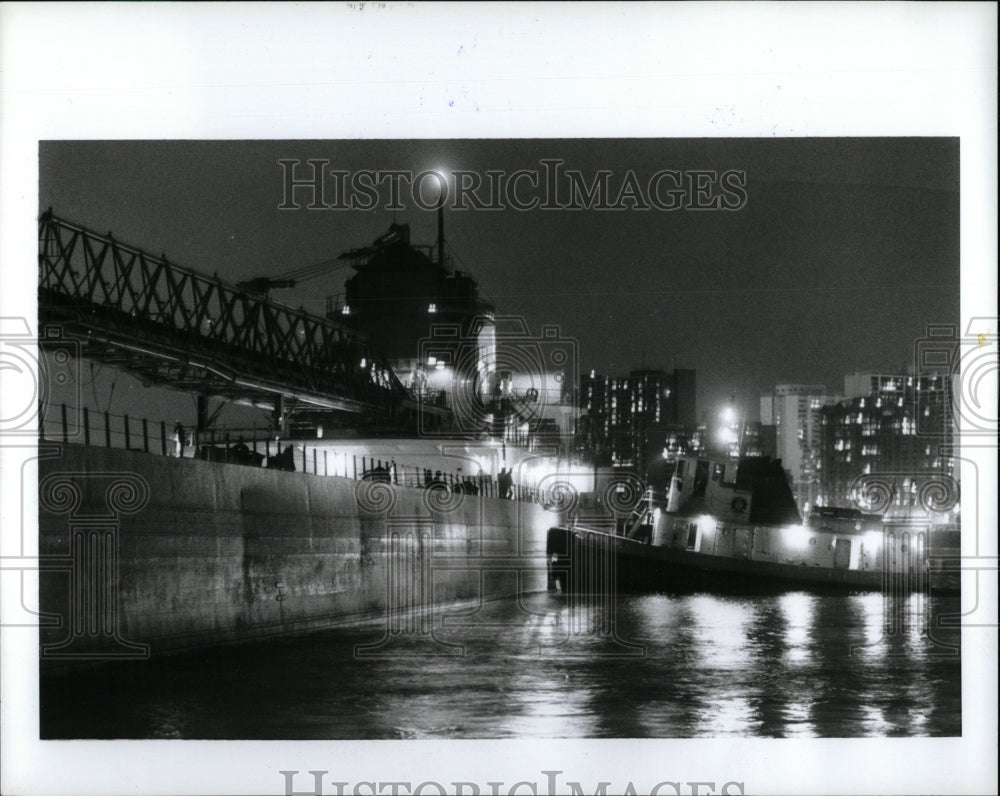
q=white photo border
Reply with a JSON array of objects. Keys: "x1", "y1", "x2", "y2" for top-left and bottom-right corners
[{"x1": 1, "y1": 3, "x2": 996, "y2": 795}]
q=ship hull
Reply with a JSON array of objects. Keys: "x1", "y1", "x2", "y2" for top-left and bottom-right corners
[
  {"x1": 38, "y1": 444, "x2": 557, "y2": 670},
  {"x1": 547, "y1": 526, "x2": 957, "y2": 596}
]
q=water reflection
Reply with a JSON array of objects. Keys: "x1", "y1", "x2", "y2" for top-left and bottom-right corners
[
  {"x1": 41, "y1": 591, "x2": 960, "y2": 739},
  {"x1": 778, "y1": 592, "x2": 815, "y2": 666},
  {"x1": 741, "y1": 594, "x2": 816, "y2": 736}
]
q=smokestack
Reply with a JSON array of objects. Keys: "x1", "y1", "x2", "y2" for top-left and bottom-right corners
[{"x1": 437, "y1": 205, "x2": 445, "y2": 267}]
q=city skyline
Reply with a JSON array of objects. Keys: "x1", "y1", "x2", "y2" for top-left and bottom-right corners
[{"x1": 39, "y1": 138, "x2": 959, "y2": 426}]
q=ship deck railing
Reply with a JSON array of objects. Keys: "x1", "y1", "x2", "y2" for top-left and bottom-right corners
[{"x1": 37, "y1": 399, "x2": 546, "y2": 504}]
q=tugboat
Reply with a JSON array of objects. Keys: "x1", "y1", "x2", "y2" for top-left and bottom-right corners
[{"x1": 547, "y1": 455, "x2": 958, "y2": 594}]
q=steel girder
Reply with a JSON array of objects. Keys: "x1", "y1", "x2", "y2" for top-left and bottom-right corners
[{"x1": 37, "y1": 212, "x2": 408, "y2": 417}]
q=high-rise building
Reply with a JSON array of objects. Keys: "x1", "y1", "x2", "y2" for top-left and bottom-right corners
[
  {"x1": 760, "y1": 384, "x2": 841, "y2": 515},
  {"x1": 579, "y1": 368, "x2": 697, "y2": 470},
  {"x1": 741, "y1": 421, "x2": 777, "y2": 459},
  {"x1": 820, "y1": 370, "x2": 955, "y2": 510}
]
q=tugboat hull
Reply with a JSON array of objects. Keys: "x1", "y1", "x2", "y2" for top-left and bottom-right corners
[{"x1": 547, "y1": 526, "x2": 956, "y2": 596}]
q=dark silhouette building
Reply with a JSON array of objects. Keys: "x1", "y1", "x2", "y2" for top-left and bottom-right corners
[
  {"x1": 741, "y1": 421, "x2": 778, "y2": 459},
  {"x1": 578, "y1": 367, "x2": 697, "y2": 471}
]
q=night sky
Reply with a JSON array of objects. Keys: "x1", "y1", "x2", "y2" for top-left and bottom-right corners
[{"x1": 39, "y1": 138, "x2": 959, "y2": 423}]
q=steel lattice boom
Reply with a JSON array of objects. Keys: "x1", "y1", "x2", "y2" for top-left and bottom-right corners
[{"x1": 38, "y1": 211, "x2": 408, "y2": 418}]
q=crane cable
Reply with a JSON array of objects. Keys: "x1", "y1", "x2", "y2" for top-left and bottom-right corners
[{"x1": 271, "y1": 256, "x2": 353, "y2": 284}]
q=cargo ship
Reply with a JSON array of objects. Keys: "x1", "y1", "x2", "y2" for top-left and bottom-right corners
[
  {"x1": 36, "y1": 210, "x2": 572, "y2": 667},
  {"x1": 547, "y1": 455, "x2": 959, "y2": 594}
]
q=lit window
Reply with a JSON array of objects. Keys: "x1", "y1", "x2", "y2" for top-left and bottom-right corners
[
  {"x1": 341, "y1": 304, "x2": 351, "y2": 315},
  {"x1": 428, "y1": 303, "x2": 437, "y2": 313}
]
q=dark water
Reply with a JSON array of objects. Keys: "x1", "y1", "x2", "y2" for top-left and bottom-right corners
[{"x1": 41, "y1": 591, "x2": 961, "y2": 739}]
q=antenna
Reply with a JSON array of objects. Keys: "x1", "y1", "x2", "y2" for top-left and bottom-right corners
[{"x1": 437, "y1": 205, "x2": 445, "y2": 267}]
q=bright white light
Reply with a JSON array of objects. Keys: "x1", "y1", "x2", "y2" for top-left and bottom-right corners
[
  {"x1": 721, "y1": 406, "x2": 736, "y2": 424},
  {"x1": 863, "y1": 530, "x2": 884, "y2": 549},
  {"x1": 427, "y1": 356, "x2": 437, "y2": 366},
  {"x1": 782, "y1": 525, "x2": 813, "y2": 551}
]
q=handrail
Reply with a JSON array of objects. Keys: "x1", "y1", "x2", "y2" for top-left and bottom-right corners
[{"x1": 38, "y1": 398, "x2": 544, "y2": 504}]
